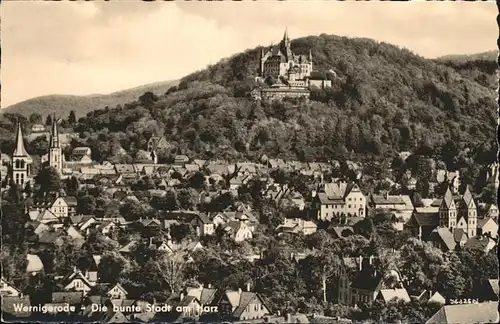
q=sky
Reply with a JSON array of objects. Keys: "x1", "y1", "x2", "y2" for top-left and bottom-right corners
[{"x1": 1, "y1": 1, "x2": 497, "y2": 108}]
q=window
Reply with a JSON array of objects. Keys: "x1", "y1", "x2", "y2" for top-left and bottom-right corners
[{"x1": 348, "y1": 205, "x2": 351, "y2": 209}]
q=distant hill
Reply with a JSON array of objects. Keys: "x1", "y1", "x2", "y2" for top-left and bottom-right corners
[
  {"x1": 0, "y1": 34, "x2": 497, "y2": 171},
  {"x1": 1, "y1": 80, "x2": 178, "y2": 118},
  {"x1": 436, "y1": 50, "x2": 497, "y2": 63},
  {"x1": 65, "y1": 34, "x2": 497, "y2": 166}
]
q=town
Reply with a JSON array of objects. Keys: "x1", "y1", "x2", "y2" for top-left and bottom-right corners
[{"x1": 1, "y1": 29, "x2": 498, "y2": 324}]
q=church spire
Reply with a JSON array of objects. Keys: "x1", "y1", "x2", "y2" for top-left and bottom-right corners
[
  {"x1": 13, "y1": 122, "x2": 30, "y2": 157},
  {"x1": 283, "y1": 26, "x2": 289, "y2": 42},
  {"x1": 50, "y1": 113, "x2": 59, "y2": 148}
]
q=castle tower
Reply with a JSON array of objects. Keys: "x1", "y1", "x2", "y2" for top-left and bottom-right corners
[
  {"x1": 280, "y1": 27, "x2": 293, "y2": 61},
  {"x1": 439, "y1": 187, "x2": 456, "y2": 229},
  {"x1": 49, "y1": 113, "x2": 63, "y2": 173},
  {"x1": 12, "y1": 122, "x2": 33, "y2": 187}
]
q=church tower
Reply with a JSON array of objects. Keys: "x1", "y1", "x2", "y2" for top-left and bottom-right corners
[
  {"x1": 12, "y1": 122, "x2": 32, "y2": 187},
  {"x1": 49, "y1": 114, "x2": 63, "y2": 173},
  {"x1": 439, "y1": 187, "x2": 456, "y2": 229},
  {"x1": 461, "y1": 185, "x2": 477, "y2": 237}
]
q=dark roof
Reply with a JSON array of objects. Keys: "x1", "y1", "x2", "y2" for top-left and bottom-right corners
[
  {"x1": 413, "y1": 212, "x2": 439, "y2": 227},
  {"x1": 350, "y1": 270, "x2": 383, "y2": 292},
  {"x1": 52, "y1": 291, "x2": 84, "y2": 305}
]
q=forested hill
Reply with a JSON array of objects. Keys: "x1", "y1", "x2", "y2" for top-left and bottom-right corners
[
  {"x1": 1, "y1": 34, "x2": 497, "y2": 167},
  {"x1": 1, "y1": 80, "x2": 178, "y2": 119}
]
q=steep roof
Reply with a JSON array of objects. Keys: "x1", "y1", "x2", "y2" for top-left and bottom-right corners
[
  {"x1": 26, "y1": 254, "x2": 44, "y2": 273},
  {"x1": 378, "y1": 288, "x2": 411, "y2": 303},
  {"x1": 13, "y1": 122, "x2": 31, "y2": 158},
  {"x1": 426, "y1": 302, "x2": 499, "y2": 324}
]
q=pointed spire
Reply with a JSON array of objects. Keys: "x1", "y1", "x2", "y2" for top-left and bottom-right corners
[
  {"x1": 443, "y1": 187, "x2": 454, "y2": 209},
  {"x1": 50, "y1": 113, "x2": 59, "y2": 148},
  {"x1": 13, "y1": 122, "x2": 30, "y2": 157},
  {"x1": 283, "y1": 26, "x2": 289, "y2": 42}
]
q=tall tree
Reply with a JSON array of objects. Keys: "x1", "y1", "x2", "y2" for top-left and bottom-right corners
[
  {"x1": 45, "y1": 114, "x2": 53, "y2": 126},
  {"x1": 68, "y1": 110, "x2": 77, "y2": 125}
]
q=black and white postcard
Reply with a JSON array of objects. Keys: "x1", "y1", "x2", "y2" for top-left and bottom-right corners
[{"x1": 1, "y1": 1, "x2": 498, "y2": 323}]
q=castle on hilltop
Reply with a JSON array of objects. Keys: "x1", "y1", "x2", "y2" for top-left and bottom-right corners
[
  {"x1": 253, "y1": 29, "x2": 332, "y2": 101},
  {"x1": 259, "y1": 28, "x2": 313, "y2": 80}
]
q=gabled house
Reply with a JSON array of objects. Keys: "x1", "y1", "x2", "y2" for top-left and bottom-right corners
[
  {"x1": 314, "y1": 181, "x2": 366, "y2": 221},
  {"x1": 191, "y1": 213, "x2": 215, "y2": 236},
  {"x1": 477, "y1": 217, "x2": 498, "y2": 238},
  {"x1": 107, "y1": 283, "x2": 129, "y2": 300},
  {"x1": 186, "y1": 284, "x2": 218, "y2": 307},
  {"x1": 50, "y1": 196, "x2": 77, "y2": 218},
  {"x1": 58, "y1": 268, "x2": 95, "y2": 294},
  {"x1": 224, "y1": 219, "x2": 253, "y2": 242},
  {"x1": 214, "y1": 284, "x2": 271, "y2": 321}
]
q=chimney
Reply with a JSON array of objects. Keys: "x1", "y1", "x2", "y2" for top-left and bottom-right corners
[
  {"x1": 369, "y1": 255, "x2": 374, "y2": 265},
  {"x1": 238, "y1": 288, "x2": 242, "y2": 295},
  {"x1": 286, "y1": 313, "x2": 292, "y2": 323},
  {"x1": 180, "y1": 292, "x2": 184, "y2": 301},
  {"x1": 208, "y1": 283, "x2": 212, "y2": 289},
  {"x1": 73, "y1": 266, "x2": 78, "y2": 273},
  {"x1": 358, "y1": 255, "x2": 363, "y2": 271},
  {"x1": 85, "y1": 270, "x2": 89, "y2": 278},
  {"x1": 149, "y1": 237, "x2": 153, "y2": 246},
  {"x1": 246, "y1": 282, "x2": 251, "y2": 292}
]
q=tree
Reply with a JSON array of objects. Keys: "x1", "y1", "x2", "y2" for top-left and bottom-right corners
[
  {"x1": 68, "y1": 110, "x2": 77, "y2": 125},
  {"x1": 29, "y1": 113, "x2": 42, "y2": 125},
  {"x1": 77, "y1": 195, "x2": 97, "y2": 215},
  {"x1": 177, "y1": 188, "x2": 198, "y2": 210},
  {"x1": 139, "y1": 91, "x2": 159, "y2": 108},
  {"x1": 303, "y1": 236, "x2": 342, "y2": 303},
  {"x1": 156, "y1": 252, "x2": 186, "y2": 293},
  {"x1": 35, "y1": 166, "x2": 62, "y2": 195},
  {"x1": 45, "y1": 115, "x2": 53, "y2": 126}
]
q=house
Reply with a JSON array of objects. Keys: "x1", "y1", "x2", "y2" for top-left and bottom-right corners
[
  {"x1": 0, "y1": 278, "x2": 20, "y2": 297},
  {"x1": 411, "y1": 290, "x2": 446, "y2": 305},
  {"x1": 314, "y1": 181, "x2": 366, "y2": 221},
  {"x1": 59, "y1": 267, "x2": 95, "y2": 294},
  {"x1": 482, "y1": 203, "x2": 499, "y2": 218},
  {"x1": 224, "y1": 220, "x2": 253, "y2": 242},
  {"x1": 72, "y1": 147, "x2": 92, "y2": 163},
  {"x1": 276, "y1": 218, "x2": 318, "y2": 236},
  {"x1": 214, "y1": 284, "x2": 271, "y2": 321},
  {"x1": 147, "y1": 136, "x2": 171, "y2": 153},
  {"x1": 107, "y1": 283, "x2": 129, "y2": 300},
  {"x1": 50, "y1": 196, "x2": 77, "y2": 218},
  {"x1": 38, "y1": 228, "x2": 67, "y2": 246},
  {"x1": 26, "y1": 254, "x2": 44, "y2": 275},
  {"x1": 174, "y1": 155, "x2": 189, "y2": 165},
  {"x1": 376, "y1": 288, "x2": 411, "y2": 303},
  {"x1": 477, "y1": 217, "x2": 498, "y2": 238},
  {"x1": 186, "y1": 284, "x2": 218, "y2": 307},
  {"x1": 428, "y1": 227, "x2": 458, "y2": 252},
  {"x1": 369, "y1": 193, "x2": 414, "y2": 221},
  {"x1": 337, "y1": 256, "x2": 406, "y2": 306},
  {"x1": 192, "y1": 213, "x2": 215, "y2": 236},
  {"x1": 425, "y1": 302, "x2": 499, "y2": 324}
]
